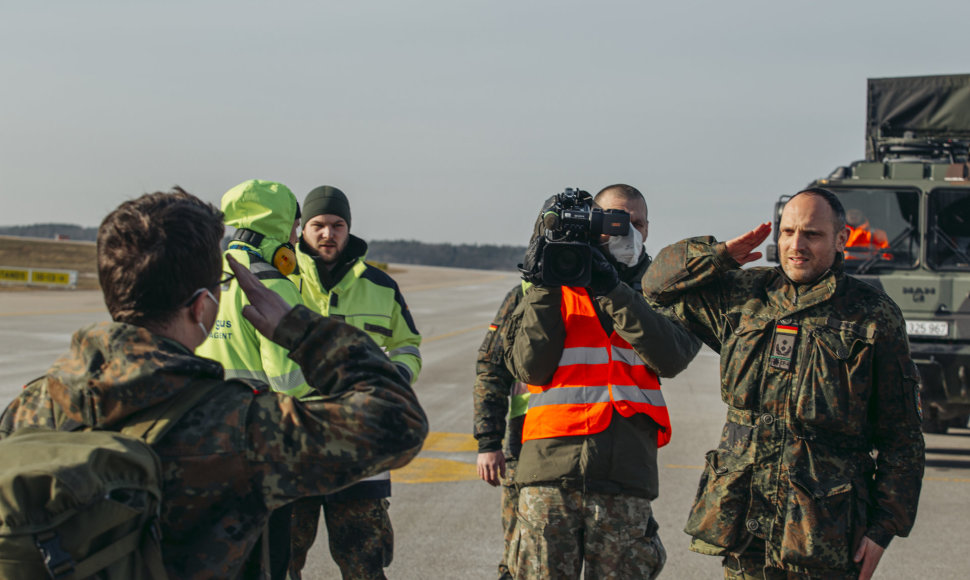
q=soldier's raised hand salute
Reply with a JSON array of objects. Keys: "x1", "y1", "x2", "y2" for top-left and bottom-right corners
[{"x1": 725, "y1": 222, "x2": 771, "y2": 265}]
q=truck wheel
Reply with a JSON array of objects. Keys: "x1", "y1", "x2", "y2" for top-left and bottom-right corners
[
  {"x1": 950, "y1": 415, "x2": 970, "y2": 430},
  {"x1": 921, "y1": 410, "x2": 947, "y2": 434}
]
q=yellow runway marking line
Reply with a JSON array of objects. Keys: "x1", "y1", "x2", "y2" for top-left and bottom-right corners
[
  {"x1": 423, "y1": 323, "x2": 489, "y2": 344},
  {"x1": 422, "y1": 432, "x2": 478, "y2": 453},
  {"x1": 395, "y1": 432, "x2": 479, "y2": 483},
  {"x1": 394, "y1": 457, "x2": 478, "y2": 483}
]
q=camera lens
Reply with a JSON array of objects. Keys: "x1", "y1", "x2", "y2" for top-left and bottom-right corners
[
  {"x1": 542, "y1": 242, "x2": 592, "y2": 286},
  {"x1": 553, "y1": 247, "x2": 583, "y2": 277}
]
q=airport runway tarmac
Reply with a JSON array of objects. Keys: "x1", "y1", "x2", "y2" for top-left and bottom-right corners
[{"x1": 1, "y1": 265, "x2": 966, "y2": 579}]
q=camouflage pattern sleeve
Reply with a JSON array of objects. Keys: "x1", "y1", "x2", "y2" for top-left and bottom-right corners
[
  {"x1": 595, "y1": 281, "x2": 701, "y2": 377},
  {"x1": 865, "y1": 301, "x2": 926, "y2": 547},
  {"x1": 474, "y1": 285, "x2": 522, "y2": 453},
  {"x1": 0, "y1": 381, "x2": 56, "y2": 437},
  {"x1": 503, "y1": 285, "x2": 566, "y2": 386},
  {"x1": 251, "y1": 305, "x2": 429, "y2": 506},
  {"x1": 641, "y1": 236, "x2": 742, "y2": 353}
]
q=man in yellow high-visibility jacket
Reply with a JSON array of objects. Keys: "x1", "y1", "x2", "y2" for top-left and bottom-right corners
[{"x1": 289, "y1": 185, "x2": 422, "y2": 580}]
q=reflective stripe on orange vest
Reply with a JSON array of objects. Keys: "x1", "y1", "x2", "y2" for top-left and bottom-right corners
[{"x1": 521, "y1": 286, "x2": 671, "y2": 447}]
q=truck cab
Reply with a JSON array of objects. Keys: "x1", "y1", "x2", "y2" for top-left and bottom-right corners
[{"x1": 766, "y1": 74, "x2": 970, "y2": 433}]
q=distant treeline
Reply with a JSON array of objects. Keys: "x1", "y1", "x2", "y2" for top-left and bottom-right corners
[
  {"x1": 367, "y1": 240, "x2": 525, "y2": 271},
  {"x1": 0, "y1": 224, "x2": 98, "y2": 241},
  {"x1": 0, "y1": 225, "x2": 525, "y2": 272}
]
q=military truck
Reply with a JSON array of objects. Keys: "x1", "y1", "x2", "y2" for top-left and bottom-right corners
[{"x1": 766, "y1": 74, "x2": 970, "y2": 433}]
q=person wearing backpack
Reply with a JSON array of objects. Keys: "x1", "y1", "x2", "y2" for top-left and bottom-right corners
[{"x1": 0, "y1": 189, "x2": 429, "y2": 579}]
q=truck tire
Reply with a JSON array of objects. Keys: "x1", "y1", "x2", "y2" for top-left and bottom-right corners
[{"x1": 921, "y1": 409, "x2": 947, "y2": 434}]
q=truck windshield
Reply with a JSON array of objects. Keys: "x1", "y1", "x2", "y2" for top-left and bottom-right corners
[
  {"x1": 833, "y1": 187, "x2": 920, "y2": 273},
  {"x1": 927, "y1": 188, "x2": 970, "y2": 271}
]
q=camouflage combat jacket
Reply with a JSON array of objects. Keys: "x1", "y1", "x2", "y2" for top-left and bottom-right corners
[
  {"x1": 642, "y1": 236, "x2": 925, "y2": 576},
  {"x1": 0, "y1": 305, "x2": 428, "y2": 579},
  {"x1": 473, "y1": 283, "x2": 528, "y2": 458},
  {"x1": 505, "y1": 255, "x2": 700, "y2": 498}
]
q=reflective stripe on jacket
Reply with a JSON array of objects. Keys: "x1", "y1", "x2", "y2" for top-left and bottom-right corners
[
  {"x1": 296, "y1": 242, "x2": 423, "y2": 500},
  {"x1": 196, "y1": 247, "x2": 311, "y2": 399},
  {"x1": 296, "y1": 245, "x2": 422, "y2": 384},
  {"x1": 522, "y1": 286, "x2": 671, "y2": 446}
]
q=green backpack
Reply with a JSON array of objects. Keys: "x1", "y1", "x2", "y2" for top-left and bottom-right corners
[{"x1": 0, "y1": 381, "x2": 222, "y2": 580}]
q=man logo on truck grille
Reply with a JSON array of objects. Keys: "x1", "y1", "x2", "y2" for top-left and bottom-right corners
[{"x1": 903, "y1": 287, "x2": 935, "y2": 303}]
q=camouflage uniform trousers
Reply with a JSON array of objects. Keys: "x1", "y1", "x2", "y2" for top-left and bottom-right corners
[
  {"x1": 289, "y1": 495, "x2": 392, "y2": 580},
  {"x1": 508, "y1": 485, "x2": 666, "y2": 579},
  {"x1": 497, "y1": 459, "x2": 518, "y2": 580},
  {"x1": 723, "y1": 560, "x2": 857, "y2": 580},
  {"x1": 721, "y1": 537, "x2": 859, "y2": 580}
]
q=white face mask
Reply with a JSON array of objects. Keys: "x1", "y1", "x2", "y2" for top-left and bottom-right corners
[
  {"x1": 606, "y1": 224, "x2": 644, "y2": 267},
  {"x1": 194, "y1": 288, "x2": 220, "y2": 342}
]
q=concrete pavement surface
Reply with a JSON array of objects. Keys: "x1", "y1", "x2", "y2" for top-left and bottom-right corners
[{"x1": 1, "y1": 264, "x2": 967, "y2": 579}]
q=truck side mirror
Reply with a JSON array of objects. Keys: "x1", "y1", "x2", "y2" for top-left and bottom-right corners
[{"x1": 766, "y1": 244, "x2": 778, "y2": 262}]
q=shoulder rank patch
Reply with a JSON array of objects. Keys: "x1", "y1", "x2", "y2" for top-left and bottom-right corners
[{"x1": 769, "y1": 323, "x2": 798, "y2": 371}]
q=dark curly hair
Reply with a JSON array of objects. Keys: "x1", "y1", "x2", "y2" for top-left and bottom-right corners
[{"x1": 97, "y1": 188, "x2": 224, "y2": 327}]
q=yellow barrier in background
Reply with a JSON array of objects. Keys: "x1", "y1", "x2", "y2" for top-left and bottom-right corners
[{"x1": 0, "y1": 266, "x2": 77, "y2": 288}]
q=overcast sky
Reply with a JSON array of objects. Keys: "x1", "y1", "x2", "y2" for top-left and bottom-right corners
[{"x1": 2, "y1": 0, "x2": 968, "y2": 255}]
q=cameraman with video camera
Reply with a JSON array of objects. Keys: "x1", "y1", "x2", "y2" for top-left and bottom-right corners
[{"x1": 503, "y1": 185, "x2": 699, "y2": 579}]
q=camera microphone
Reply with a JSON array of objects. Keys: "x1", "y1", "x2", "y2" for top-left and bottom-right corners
[{"x1": 542, "y1": 210, "x2": 560, "y2": 231}]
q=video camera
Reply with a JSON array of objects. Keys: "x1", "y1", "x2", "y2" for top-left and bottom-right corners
[{"x1": 539, "y1": 188, "x2": 630, "y2": 286}]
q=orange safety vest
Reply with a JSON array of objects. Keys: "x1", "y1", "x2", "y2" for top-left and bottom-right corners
[
  {"x1": 521, "y1": 286, "x2": 671, "y2": 447},
  {"x1": 845, "y1": 222, "x2": 892, "y2": 260},
  {"x1": 846, "y1": 222, "x2": 889, "y2": 249}
]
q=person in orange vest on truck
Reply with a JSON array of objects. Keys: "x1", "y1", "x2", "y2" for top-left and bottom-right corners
[
  {"x1": 845, "y1": 208, "x2": 891, "y2": 260},
  {"x1": 503, "y1": 185, "x2": 700, "y2": 579}
]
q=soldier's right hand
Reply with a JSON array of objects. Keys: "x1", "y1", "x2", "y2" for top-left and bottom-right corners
[
  {"x1": 725, "y1": 222, "x2": 771, "y2": 265},
  {"x1": 476, "y1": 451, "x2": 506, "y2": 487},
  {"x1": 227, "y1": 254, "x2": 293, "y2": 338}
]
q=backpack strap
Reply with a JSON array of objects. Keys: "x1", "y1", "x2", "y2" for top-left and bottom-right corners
[{"x1": 68, "y1": 522, "x2": 163, "y2": 580}]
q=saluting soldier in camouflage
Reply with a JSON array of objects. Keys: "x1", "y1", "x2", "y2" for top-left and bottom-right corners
[
  {"x1": 0, "y1": 191, "x2": 429, "y2": 580},
  {"x1": 473, "y1": 282, "x2": 529, "y2": 580},
  {"x1": 642, "y1": 188, "x2": 925, "y2": 579}
]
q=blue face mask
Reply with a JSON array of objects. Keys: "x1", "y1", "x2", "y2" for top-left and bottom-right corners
[{"x1": 606, "y1": 224, "x2": 644, "y2": 267}]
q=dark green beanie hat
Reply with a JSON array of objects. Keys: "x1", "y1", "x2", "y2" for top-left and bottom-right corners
[{"x1": 302, "y1": 185, "x2": 351, "y2": 229}]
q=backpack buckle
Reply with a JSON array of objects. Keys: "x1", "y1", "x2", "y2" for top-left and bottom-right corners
[{"x1": 35, "y1": 531, "x2": 75, "y2": 578}]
